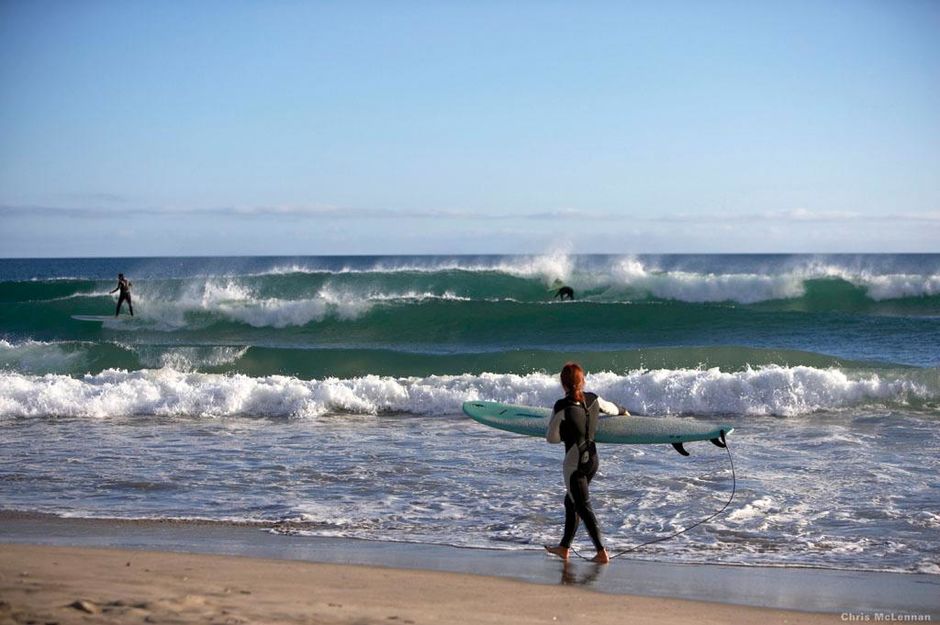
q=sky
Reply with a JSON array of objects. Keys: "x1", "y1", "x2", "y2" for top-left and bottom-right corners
[{"x1": 1, "y1": 0, "x2": 938, "y2": 256}]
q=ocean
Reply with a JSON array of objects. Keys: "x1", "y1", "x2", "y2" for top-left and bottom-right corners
[{"x1": 1, "y1": 254, "x2": 938, "y2": 575}]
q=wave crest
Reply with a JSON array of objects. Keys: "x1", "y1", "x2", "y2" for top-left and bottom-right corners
[
  {"x1": 246, "y1": 255, "x2": 940, "y2": 304},
  {"x1": 119, "y1": 281, "x2": 469, "y2": 328},
  {"x1": 1, "y1": 366, "x2": 934, "y2": 419}
]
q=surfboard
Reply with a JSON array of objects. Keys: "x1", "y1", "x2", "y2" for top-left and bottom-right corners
[
  {"x1": 71, "y1": 315, "x2": 133, "y2": 322},
  {"x1": 462, "y1": 400, "x2": 733, "y2": 455}
]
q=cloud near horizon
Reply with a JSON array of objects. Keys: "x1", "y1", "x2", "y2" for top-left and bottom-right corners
[{"x1": 2, "y1": 203, "x2": 939, "y2": 224}]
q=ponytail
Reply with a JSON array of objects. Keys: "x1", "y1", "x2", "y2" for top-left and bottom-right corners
[{"x1": 560, "y1": 362, "x2": 586, "y2": 404}]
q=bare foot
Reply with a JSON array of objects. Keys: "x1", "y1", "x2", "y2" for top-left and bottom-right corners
[
  {"x1": 591, "y1": 548, "x2": 610, "y2": 564},
  {"x1": 543, "y1": 545, "x2": 569, "y2": 561}
]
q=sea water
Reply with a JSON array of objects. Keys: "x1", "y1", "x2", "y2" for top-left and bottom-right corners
[{"x1": 0, "y1": 254, "x2": 938, "y2": 574}]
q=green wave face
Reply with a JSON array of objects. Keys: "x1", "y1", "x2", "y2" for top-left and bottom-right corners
[
  {"x1": 1, "y1": 255, "x2": 939, "y2": 376},
  {"x1": 0, "y1": 339, "x2": 916, "y2": 379},
  {"x1": 2, "y1": 270, "x2": 940, "y2": 309}
]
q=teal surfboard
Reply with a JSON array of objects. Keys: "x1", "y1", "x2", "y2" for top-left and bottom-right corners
[{"x1": 462, "y1": 400, "x2": 733, "y2": 455}]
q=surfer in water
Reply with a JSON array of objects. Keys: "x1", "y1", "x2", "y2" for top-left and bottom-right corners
[
  {"x1": 549, "y1": 278, "x2": 574, "y2": 300},
  {"x1": 545, "y1": 362, "x2": 628, "y2": 564},
  {"x1": 110, "y1": 273, "x2": 134, "y2": 317}
]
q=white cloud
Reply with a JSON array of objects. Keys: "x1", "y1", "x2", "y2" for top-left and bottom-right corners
[{"x1": 5, "y1": 202, "x2": 937, "y2": 224}]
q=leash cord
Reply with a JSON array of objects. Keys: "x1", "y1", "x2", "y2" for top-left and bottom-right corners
[{"x1": 570, "y1": 440, "x2": 736, "y2": 561}]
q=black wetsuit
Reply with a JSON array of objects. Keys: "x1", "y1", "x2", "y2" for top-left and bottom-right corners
[
  {"x1": 114, "y1": 278, "x2": 133, "y2": 316},
  {"x1": 548, "y1": 392, "x2": 621, "y2": 551}
]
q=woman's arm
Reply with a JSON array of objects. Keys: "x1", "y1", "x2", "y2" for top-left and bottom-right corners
[
  {"x1": 546, "y1": 410, "x2": 564, "y2": 443},
  {"x1": 597, "y1": 396, "x2": 629, "y2": 416}
]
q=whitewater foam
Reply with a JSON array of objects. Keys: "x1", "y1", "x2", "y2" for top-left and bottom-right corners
[
  {"x1": 250, "y1": 255, "x2": 940, "y2": 303},
  {"x1": 10, "y1": 255, "x2": 940, "y2": 308},
  {"x1": 0, "y1": 339, "x2": 88, "y2": 374},
  {"x1": 1, "y1": 365, "x2": 934, "y2": 420},
  {"x1": 105, "y1": 278, "x2": 479, "y2": 329},
  {"x1": 46, "y1": 290, "x2": 113, "y2": 302},
  {"x1": 819, "y1": 267, "x2": 940, "y2": 300},
  {"x1": 131, "y1": 345, "x2": 250, "y2": 371},
  {"x1": 253, "y1": 254, "x2": 576, "y2": 286},
  {"x1": 609, "y1": 258, "x2": 807, "y2": 303}
]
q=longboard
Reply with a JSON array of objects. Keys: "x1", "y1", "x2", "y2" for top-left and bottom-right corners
[{"x1": 71, "y1": 315, "x2": 133, "y2": 322}]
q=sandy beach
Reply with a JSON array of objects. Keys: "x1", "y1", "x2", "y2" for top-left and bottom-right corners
[
  {"x1": 3, "y1": 513, "x2": 938, "y2": 624},
  {"x1": 1, "y1": 542, "x2": 847, "y2": 625},
  {"x1": 3, "y1": 0, "x2": 940, "y2": 620}
]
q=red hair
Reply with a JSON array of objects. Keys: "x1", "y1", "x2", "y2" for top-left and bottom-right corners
[{"x1": 560, "y1": 362, "x2": 585, "y2": 403}]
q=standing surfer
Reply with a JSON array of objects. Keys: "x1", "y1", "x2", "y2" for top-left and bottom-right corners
[
  {"x1": 544, "y1": 362, "x2": 628, "y2": 564},
  {"x1": 110, "y1": 273, "x2": 134, "y2": 317}
]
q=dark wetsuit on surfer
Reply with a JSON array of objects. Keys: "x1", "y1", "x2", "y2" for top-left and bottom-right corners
[
  {"x1": 545, "y1": 362, "x2": 628, "y2": 564},
  {"x1": 110, "y1": 274, "x2": 134, "y2": 317}
]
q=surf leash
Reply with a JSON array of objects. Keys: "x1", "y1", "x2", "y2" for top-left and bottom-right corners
[{"x1": 569, "y1": 439, "x2": 736, "y2": 562}]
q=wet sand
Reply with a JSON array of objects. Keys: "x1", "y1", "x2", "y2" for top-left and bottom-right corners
[
  {"x1": 1, "y1": 514, "x2": 937, "y2": 623},
  {"x1": 1, "y1": 543, "x2": 842, "y2": 625}
]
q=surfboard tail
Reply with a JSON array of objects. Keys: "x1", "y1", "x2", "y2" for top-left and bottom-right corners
[
  {"x1": 675, "y1": 429, "x2": 730, "y2": 455},
  {"x1": 671, "y1": 442, "x2": 690, "y2": 456},
  {"x1": 709, "y1": 429, "x2": 728, "y2": 448}
]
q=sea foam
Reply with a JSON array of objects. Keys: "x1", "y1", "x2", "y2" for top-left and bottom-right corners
[
  {"x1": 12, "y1": 256, "x2": 940, "y2": 313},
  {"x1": 609, "y1": 258, "x2": 806, "y2": 303},
  {"x1": 116, "y1": 280, "x2": 451, "y2": 329},
  {"x1": 1, "y1": 366, "x2": 934, "y2": 419},
  {"x1": 0, "y1": 339, "x2": 88, "y2": 374},
  {"x1": 242, "y1": 255, "x2": 940, "y2": 303}
]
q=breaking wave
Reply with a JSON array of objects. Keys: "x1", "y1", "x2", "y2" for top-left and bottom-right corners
[{"x1": 2, "y1": 365, "x2": 936, "y2": 420}]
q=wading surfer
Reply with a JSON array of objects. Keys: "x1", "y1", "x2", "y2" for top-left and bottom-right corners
[{"x1": 544, "y1": 362, "x2": 628, "y2": 564}]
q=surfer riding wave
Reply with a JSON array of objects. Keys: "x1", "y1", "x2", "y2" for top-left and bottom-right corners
[
  {"x1": 544, "y1": 362, "x2": 628, "y2": 564},
  {"x1": 110, "y1": 273, "x2": 134, "y2": 317}
]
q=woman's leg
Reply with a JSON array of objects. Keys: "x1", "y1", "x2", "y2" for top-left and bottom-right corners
[
  {"x1": 545, "y1": 489, "x2": 579, "y2": 560},
  {"x1": 560, "y1": 492, "x2": 579, "y2": 548},
  {"x1": 567, "y1": 469, "x2": 604, "y2": 552}
]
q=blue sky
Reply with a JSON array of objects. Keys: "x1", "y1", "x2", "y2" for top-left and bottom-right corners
[{"x1": 1, "y1": 0, "x2": 938, "y2": 256}]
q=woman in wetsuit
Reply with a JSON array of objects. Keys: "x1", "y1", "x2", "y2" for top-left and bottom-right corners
[{"x1": 544, "y1": 362, "x2": 628, "y2": 564}]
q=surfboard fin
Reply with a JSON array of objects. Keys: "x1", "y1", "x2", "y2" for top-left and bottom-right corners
[
  {"x1": 709, "y1": 430, "x2": 728, "y2": 448},
  {"x1": 671, "y1": 442, "x2": 690, "y2": 456}
]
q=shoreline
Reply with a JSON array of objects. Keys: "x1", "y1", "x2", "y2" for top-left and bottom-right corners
[
  {"x1": 2, "y1": 543, "x2": 842, "y2": 625},
  {"x1": 0, "y1": 510, "x2": 930, "y2": 579},
  {"x1": 1, "y1": 513, "x2": 937, "y2": 618}
]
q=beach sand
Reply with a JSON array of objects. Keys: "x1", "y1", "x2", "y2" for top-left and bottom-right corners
[
  {"x1": 1, "y1": 543, "x2": 840, "y2": 625},
  {"x1": 4, "y1": 515, "x2": 938, "y2": 623}
]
